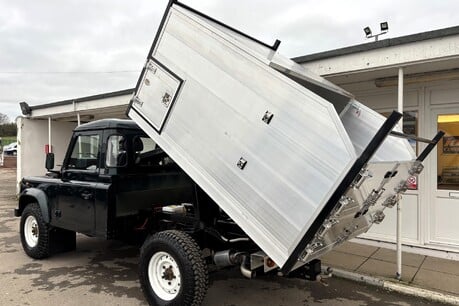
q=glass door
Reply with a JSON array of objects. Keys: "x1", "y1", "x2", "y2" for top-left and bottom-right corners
[{"x1": 429, "y1": 110, "x2": 459, "y2": 246}]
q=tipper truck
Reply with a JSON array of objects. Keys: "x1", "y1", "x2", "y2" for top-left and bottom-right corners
[{"x1": 15, "y1": 1, "x2": 444, "y2": 305}]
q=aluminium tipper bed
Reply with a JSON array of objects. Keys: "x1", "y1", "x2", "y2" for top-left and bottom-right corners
[{"x1": 127, "y1": 1, "x2": 442, "y2": 273}]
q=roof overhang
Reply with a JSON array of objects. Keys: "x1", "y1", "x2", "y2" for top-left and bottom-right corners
[
  {"x1": 23, "y1": 89, "x2": 134, "y2": 121},
  {"x1": 293, "y1": 26, "x2": 459, "y2": 85}
]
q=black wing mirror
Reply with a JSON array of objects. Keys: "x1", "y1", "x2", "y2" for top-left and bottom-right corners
[{"x1": 45, "y1": 153, "x2": 55, "y2": 171}]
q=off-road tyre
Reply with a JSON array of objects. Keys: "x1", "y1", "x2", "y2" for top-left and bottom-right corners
[
  {"x1": 20, "y1": 203, "x2": 50, "y2": 259},
  {"x1": 139, "y1": 230, "x2": 208, "y2": 306}
]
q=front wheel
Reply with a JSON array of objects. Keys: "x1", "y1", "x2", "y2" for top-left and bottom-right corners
[
  {"x1": 139, "y1": 230, "x2": 208, "y2": 306},
  {"x1": 20, "y1": 203, "x2": 50, "y2": 259}
]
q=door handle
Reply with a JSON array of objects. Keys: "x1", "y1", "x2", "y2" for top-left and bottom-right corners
[{"x1": 81, "y1": 192, "x2": 93, "y2": 200}]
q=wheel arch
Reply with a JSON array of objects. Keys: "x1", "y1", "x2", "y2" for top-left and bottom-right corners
[{"x1": 17, "y1": 188, "x2": 50, "y2": 223}]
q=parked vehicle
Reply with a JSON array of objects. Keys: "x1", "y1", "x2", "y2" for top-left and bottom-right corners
[
  {"x1": 3, "y1": 142, "x2": 17, "y2": 156},
  {"x1": 15, "y1": 2, "x2": 443, "y2": 305}
]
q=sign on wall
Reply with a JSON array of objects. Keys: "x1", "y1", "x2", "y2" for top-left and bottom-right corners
[{"x1": 443, "y1": 136, "x2": 459, "y2": 154}]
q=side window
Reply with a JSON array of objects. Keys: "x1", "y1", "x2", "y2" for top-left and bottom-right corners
[
  {"x1": 133, "y1": 136, "x2": 165, "y2": 166},
  {"x1": 106, "y1": 135, "x2": 127, "y2": 167},
  {"x1": 67, "y1": 135, "x2": 100, "y2": 170}
]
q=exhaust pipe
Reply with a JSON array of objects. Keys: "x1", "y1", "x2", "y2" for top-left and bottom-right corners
[
  {"x1": 213, "y1": 250, "x2": 255, "y2": 278},
  {"x1": 240, "y1": 255, "x2": 255, "y2": 279}
]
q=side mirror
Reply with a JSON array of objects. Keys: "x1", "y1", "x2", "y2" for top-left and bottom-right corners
[{"x1": 45, "y1": 153, "x2": 55, "y2": 171}]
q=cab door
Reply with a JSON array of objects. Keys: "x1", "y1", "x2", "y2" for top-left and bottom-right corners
[{"x1": 54, "y1": 132, "x2": 101, "y2": 235}]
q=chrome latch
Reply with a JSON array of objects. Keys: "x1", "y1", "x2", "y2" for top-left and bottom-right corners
[
  {"x1": 372, "y1": 210, "x2": 385, "y2": 224},
  {"x1": 146, "y1": 60, "x2": 157, "y2": 73},
  {"x1": 262, "y1": 111, "x2": 274, "y2": 124},
  {"x1": 382, "y1": 194, "x2": 400, "y2": 208},
  {"x1": 394, "y1": 180, "x2": 408, "y2": 193},
  {"x1": 300, "y1": 239, "x2": 324, "y2": 261},
  {"x1": 132, "y1": 96, "x2": 143, "y2": 107},
  {"x1": 237, "y1": 157, "x2": 247, "y2": 170},
  {"x1": 352, "y1": 168, "x2": 373, "y2": 188},
  {"x1": 409, "y1": 161, "x2": 424, "y2": 175},
  {"x1": 162, "y1": 92, "x2": 172, "y2": 108}
]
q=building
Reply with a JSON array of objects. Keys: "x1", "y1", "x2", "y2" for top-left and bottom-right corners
[
  {"x1": 295, "y1": 26, "x2": 459, "y2": 259},
  {"x1": 17, "y1": 25, "x2": 459, "y2": 259}
]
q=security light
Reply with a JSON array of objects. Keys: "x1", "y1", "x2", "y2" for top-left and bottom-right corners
[
  {"x1": 364, "y1": 26, "x2": 372, "y2": 37},
  {"x1": 364, "y1": 22, "x2": 389, "y2": 41},
  {"x1": 380, "y1": 22, "x2": 388, "y2": 32},
  {"x1": 20, "y1": 101, "x2": 32, "y2": 116}
]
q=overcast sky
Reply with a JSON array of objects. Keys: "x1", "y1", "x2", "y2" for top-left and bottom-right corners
[{"x1": 1, "y1": 0, "x2": 458, "y2": 121}]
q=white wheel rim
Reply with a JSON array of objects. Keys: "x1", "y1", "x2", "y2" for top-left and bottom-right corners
[
  {"x1": 24, "y1": 215, "x2": 39, "y2": 248},
  {"x1": 148, "y1": 251, "x2": 181, "y2": 301}
]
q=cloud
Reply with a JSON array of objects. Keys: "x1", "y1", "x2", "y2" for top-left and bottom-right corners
[{"x1": 1, "y1": 0, "x2": 459, "y2": 121}]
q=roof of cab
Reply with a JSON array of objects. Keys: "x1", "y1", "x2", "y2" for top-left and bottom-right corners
[{"x1": 75, "y1": 119, "x2": 141, "y2": 132}]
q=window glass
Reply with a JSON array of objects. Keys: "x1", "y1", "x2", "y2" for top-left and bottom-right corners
[
  {"x1": 133, "y1": 136, "x2": 165, "y2": 167},
  {"x1": 106, "y1": 135, "x2": 127, "y2": 167},
  {"x1": 137, "y1": 137, "x2": 156, "y2": 154},
  {"x1": 67, "y1": 135, "x2": 100, "y2": 170},
  {"x1": 437, "y1": 114, "x2": 459, "y2": 190}
]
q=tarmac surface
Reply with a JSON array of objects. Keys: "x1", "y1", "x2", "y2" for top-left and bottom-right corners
[{"x1": 0, "y1": 167, "x2": 448, "y2": 305}]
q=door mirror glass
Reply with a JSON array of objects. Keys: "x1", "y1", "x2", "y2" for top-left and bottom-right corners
[{"x1": 45, "y1": 152, "x2": 55, "y2": 170}]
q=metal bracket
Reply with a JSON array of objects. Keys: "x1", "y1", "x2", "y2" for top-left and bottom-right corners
[
  {"x1": 262, "y1": 111, "x2": 274, "y2": 124},
  {"x1": 132, "y1": 96, "x2": 143, "y2": 107},
  {"x1": 352, "y1": 168, "x2": 373, "y2": 188},
  {"x1": 372, "y1": 210, "x2": 385, "y2": 224},
  {"x1": 300, "y1": 239, "x2": 324, "y2": 261},
  {"x1": 332, "y1": 196, "x2": 354, "y2": 217},
  {"x1": 409, "y1": 160, "x2": 424, "y2": 175},
  {"x1": 237, "y1": 157, "x2": 247, "y2": 170},
  {"x1": 355, "y1": 188, "x2": 385, "y2": 218},
  {"x1": 146, "y1": 60, "x2": 157, "y2": 73},
  {"x1": 394, "y1": 180, "x2": 408, "y2": 194},
  {"x1": 162, "y1": 92, "x2": 172, "y2": 108},
  {"x1": 382, "y1": 194, "x2": 400, "y2": 208}
]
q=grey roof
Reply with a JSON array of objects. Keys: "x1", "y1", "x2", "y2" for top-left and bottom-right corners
[
  {"x1": 293, "y1": 25, "x2": 459, "y2": 64},
  {"x1": 29, "y1": 88, "x2": 134, "y2": 111}
]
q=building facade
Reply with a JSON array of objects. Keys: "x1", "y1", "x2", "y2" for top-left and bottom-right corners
[{"x1": 295, "y1": 26, "x2": 459, "y2": 258}]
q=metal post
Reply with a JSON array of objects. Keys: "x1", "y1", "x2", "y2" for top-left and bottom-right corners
[
  {"x1": 48, "y1": 117, "x2": 52, "y2": 153},
  {"x1": 77, "y1": 113, "x2": 82, "y2": 153},
  {"x1": 396, "y1": 67, "x2": 404, "y2": 280}
]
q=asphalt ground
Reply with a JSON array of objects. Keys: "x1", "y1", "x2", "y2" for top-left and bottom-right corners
[{"x1": 0, "y1": 168, "x2": 446, "y2": 305}]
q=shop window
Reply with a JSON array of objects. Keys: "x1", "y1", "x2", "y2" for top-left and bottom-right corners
[{"x1": 437, "y1": 114, "x2": 459, "y2": 190}]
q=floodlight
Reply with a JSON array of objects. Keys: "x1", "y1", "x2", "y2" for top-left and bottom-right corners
[
  {"x1": 20, "y1": 101, "x2": 32, "y2": 116},
  {"x1": 380, "y1": 22, "x2": 388, "y2": 32},
  {"x1": 364, "y1": 26, "x2": 372, "y2": 37}
]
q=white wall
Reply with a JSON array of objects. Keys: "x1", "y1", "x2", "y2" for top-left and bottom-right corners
[{"x1": 17, "y1": 118, "x2": 76, "y2": 188}]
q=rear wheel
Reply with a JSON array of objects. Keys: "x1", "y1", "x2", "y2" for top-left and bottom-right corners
[
  {"x1": 139, "y1": 230, "x2": 208, "y2": 306},
  {"x1": 20, "y1": 203, "x2": 50, "y2": 259}
]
